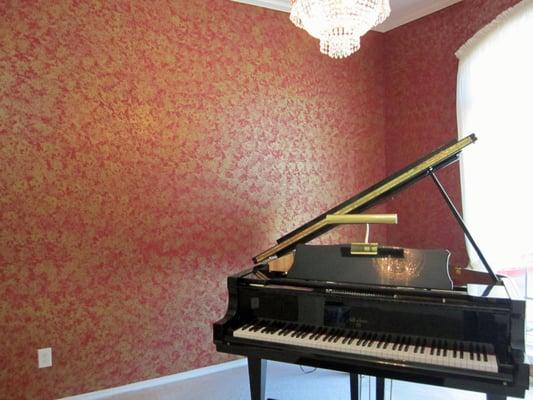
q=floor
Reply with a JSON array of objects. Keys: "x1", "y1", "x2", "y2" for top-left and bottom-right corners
[{"x1": 102, "y1": 360, "x2": 532, "y2": 400}]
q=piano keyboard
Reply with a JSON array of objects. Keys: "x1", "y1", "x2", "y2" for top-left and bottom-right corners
[{"x1": 233, "y1": 320, "x2": 498, "y2": 373}]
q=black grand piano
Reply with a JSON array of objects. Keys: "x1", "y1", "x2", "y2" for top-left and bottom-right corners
[{"x1": 213, "y1": 134, "x2": 529, "y2": 400}]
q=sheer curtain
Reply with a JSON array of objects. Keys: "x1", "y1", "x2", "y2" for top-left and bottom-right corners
[{"x1": 456, "y1": 0, "x2": 533, "y2": 286}]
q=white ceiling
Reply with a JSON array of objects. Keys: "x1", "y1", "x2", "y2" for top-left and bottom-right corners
[{"x1": 231, "y1": 0, "x2": 462, "y2": 32}]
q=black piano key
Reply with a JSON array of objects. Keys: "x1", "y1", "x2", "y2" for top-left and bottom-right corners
[
  {"x1": 342, "y1": 331, "x2": 353, "y2": 344},
  {"x1": 304, "y1": 326, "x2": 315, "y2": 338},
  {"x1": 414, "y1": 337, "x2": 420, "y2": 353},
  {"x1": 363, "y1": 332, "x2": 372, "y2": 346},
  {"x1": 443, "y1": 340, "x2": 447, "y2": 357},
  {"x1": 333, "y1": 330, "x2": 345, "y2": 343},
  {"x1": 365, "y1": 332, "x2": 374, "y2": 346},
  {"x1": 357, "y1": 332, "x2": 367, "y2": 346},
  {"x1": 240, "y1": 322, "x2": 254, "y2": 331},
  {"x1": 403, "y1": 336, "x2": 410, "y2": 351},
  {"x1": 295, "y1": 326, "x2": 307, "y2": 338},
  {"x1": 404, "y1": 336, "x2": 411, "y2": 352},
  {"x1": 383, "y1": 335, "x2": 392, "y2": 350},
  {"x1": 290, "y1": 326, "x2": 301, "y2": 337},
  {"x1": 364, "y1": 332, "x2": 375, "y2": 347},
  {"x1": 394, "y1": 336, "x2": 401, "y2": 351},
  {"x1": 453, "y1": 342, "x2": 457, "y2": 358},
  {"x1": 392, "y1": 336, "x2": 399, "y2": 351},
  {"x1": 278, "y1": 323, "x2": 289, "y2": 335},
  {"x1": 400, "y1": 336, "x2": 408, "y2": 351},
  {"x1": 482, "y1": 345, "x2": 488, "y2": 362},
  {"x1": 252, "y1": 321, "x2": 268, "y2": 332},
  {"x1": 334, "y1": 330, "x2": 344, "y2": 343},
  {"x1": 312, "y1": 327, "x2": 325, "y2": 340},
  {"x1": 430, "y1": 339, "x2": 436, "y2": 355},
  {"x1": 328, "y1": 328, "x2": 339, "y2": 342},
  {"x1": 249, "y1": 323, "x2": 261, "y2": 332},
  {"x1": 436, "y1": 340, "x2": 441, "y2": 356},
  {"x1": 476, "y1": 344, "x2": 481, "y2": 361},
  {"x1": 377, "y1": 334, "x2": 385, "y2": 349},
  {"x1": 400, "y1": 336, "x2": 407, "y2": 351},
  {"x1": 309, "y1": 327, "x2": 319, "y2": 340},
  {"x1": 276, "y1": 323, "x2": 290, "y2": 335},
  {"x1": 314, "y1": 327, "x2": 326, "y2": 341},
  {"x1": 300, "y1": 326, "x2": 313, "y2": 339},
  {"x1": 331, "y1": 329, "x2": 343, "y2": 342},
  {"x1": 420, "y1": 338, "x2": 427, "y2": 354},
  {"x1": 348, "y1": 331, "x2": 359, "y2": 345},
  {"x1": 469, "y1": 343, "x2": 474, "y2": 360},
  {"x1": 265, "y1": 322, "x2": 279, "y2": 334},
  {"x1": 297, "y1": 325, "x2": 308, "y2": 338},
  {"x1": 299, "y1": 326, "x2": 311, "y2": 338},
  {"x1": 321, "y1": 328, "x2": 333, "y2": 342},
  {"x1": 282, "y1": 324, "x2": 295, "y2": 336},
  {"x1": 460, "y1": 342, "x2": 464, "y2": 359},
  {"x1": 277, "y1": 324, "x2": 288, "y2": 335},
  {"x1": 322, "y1": 328, "x2": 333, "y2": 342},
  {"x1": 311, "y1": 327, "x2": 322, "y2": 340},
  {"x1": 395, "y1": 336, "x2": 403, "y2": 351}
]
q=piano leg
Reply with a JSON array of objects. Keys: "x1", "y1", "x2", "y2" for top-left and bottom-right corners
[
  {"x1": 376, "y1": 377, "x2": 385, "y2": 400},
  {"x1": 247, "y1": 357, "x2": 266, "y2": 400},
  {"x1": 486, "y1": 394, "x2": 506, "y2": 400},
  {"x1": 349, "y1": 373, "x2": 359, "y2": 400}
]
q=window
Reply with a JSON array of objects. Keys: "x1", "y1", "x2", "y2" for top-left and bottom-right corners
[{"x1": 456, "y1": 0, "x2": 533, "y2": 353}]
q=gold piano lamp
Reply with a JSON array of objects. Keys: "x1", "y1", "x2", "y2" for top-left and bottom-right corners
[
  {"x1": 268, "y1": 213, "x2": 398, "y2": 273},
  {"x1": 324, "y1": 213, "x2": 398, "y2": 255}
]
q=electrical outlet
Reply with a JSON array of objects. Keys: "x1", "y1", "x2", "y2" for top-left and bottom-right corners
[{"x1": 38, "y1": 348, "x2": 52, "y2": 368}]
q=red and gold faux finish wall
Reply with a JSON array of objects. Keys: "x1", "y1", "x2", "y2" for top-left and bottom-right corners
[
  {"x1": 0, "y1": 1, "x2": 387, "y2": 398},
  {"x1": 383, "y1": 0, "x2": 521, "y2": 268}
]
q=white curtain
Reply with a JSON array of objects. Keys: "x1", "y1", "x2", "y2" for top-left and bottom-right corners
[{"x1": 456, "y1": 0, "x2": 533, "y2": 274}]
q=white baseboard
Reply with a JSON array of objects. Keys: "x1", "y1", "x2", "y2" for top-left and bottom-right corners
[{"x1": 61, "y1": 358, "x2": 247, "y2": 400}]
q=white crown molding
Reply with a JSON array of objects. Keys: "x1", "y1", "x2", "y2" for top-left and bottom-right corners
[
  {"x1": 231, "y1": 0, "x2": 291, "y2": 13},
  {"x1": 230, "y1": 0, "x2": 463, "y2": 32},
  {"x1": 374, "y1": 0, "x2": 462, "y2": 32}
]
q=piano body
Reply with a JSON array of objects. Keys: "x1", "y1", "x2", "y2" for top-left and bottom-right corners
[{"x1": 213, "y1": 135, "x2": 529, "y2": 400}]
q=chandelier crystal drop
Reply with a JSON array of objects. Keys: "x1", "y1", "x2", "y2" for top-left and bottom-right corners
[{"x1": 290, "y1": 0, "x2": 391, "y2": 58}]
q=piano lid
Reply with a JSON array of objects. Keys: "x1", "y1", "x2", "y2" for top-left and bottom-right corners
[{"x1": 253, "y1": 134, "x2": 477, "y2": 264}]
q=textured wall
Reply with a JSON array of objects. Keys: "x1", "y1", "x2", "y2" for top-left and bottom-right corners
[
  {"x1": 0, "y1": 1, "x2": 387, "y2": 398},
  {"x1": 383, "y1": 0, "x2": 521, "y2": 268}
]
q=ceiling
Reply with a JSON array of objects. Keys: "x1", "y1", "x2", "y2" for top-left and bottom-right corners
[{"x1": 230, "y1": 0, "x2": 462, "y2": 32}]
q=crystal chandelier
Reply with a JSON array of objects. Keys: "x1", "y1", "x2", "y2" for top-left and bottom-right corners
[{"x1": 290, "y1": 0, "x2": 391, "y2": 58}]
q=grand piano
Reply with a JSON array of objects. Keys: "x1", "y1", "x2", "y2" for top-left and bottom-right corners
[{"x1": 213, "y1": 134, "x2": 529, "y2": 400}]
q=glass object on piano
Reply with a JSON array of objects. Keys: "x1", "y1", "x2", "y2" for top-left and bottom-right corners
[{"x1": 374, "y1": 249, "x2": 424, "y2": 285}]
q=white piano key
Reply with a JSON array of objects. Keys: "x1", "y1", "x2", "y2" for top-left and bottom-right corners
[{"x1": 234, "y1": 321, "x2": 499, "y2": 374}]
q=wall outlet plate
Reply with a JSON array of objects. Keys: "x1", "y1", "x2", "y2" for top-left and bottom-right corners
[{"x1": 38, "y1": 348, "x2": 52, "y2": 368}]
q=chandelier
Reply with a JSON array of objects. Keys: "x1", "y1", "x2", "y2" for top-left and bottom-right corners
[{"x1": 290, "y1": 0, "x2": 391, "y2": 58}]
